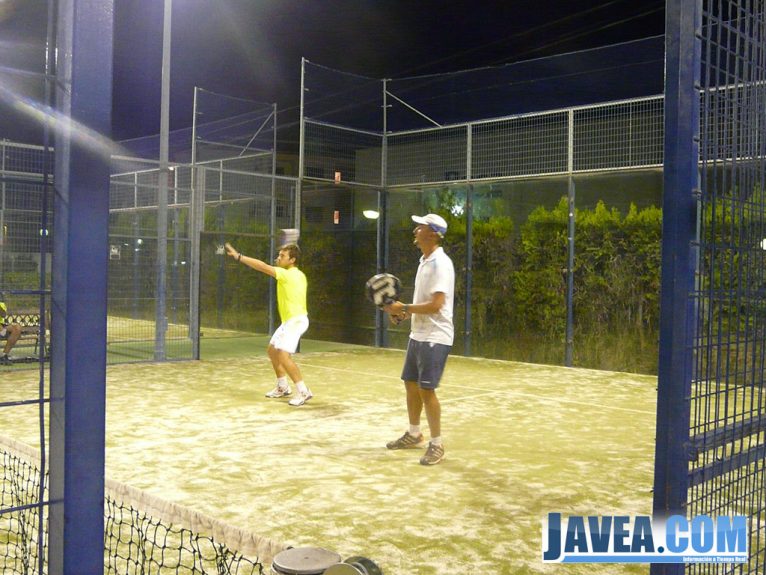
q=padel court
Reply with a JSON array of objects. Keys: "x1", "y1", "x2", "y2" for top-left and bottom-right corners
[{"x1": 1, "y1": 337, "x2": 657, "y2": 574}]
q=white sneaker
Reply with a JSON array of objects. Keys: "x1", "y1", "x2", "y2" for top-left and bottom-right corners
[
  {"x1": 288, "y1": 390, "x2": 313, "y2": 406},
  {"x1": 265, "y1": 385, "x2": 291, "y2": 398}
]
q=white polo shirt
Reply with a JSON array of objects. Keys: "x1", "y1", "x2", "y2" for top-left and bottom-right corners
[{"x1": 410, "y1": 246, "x2": 455, "y2": 346}]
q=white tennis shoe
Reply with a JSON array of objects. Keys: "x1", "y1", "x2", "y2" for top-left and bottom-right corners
[
  {"x1": 288, "y1": 390, "x2": 313, "y2": 406},
  {"x1": 265, "y1": 385, "x2": 291, "y2": 398}
]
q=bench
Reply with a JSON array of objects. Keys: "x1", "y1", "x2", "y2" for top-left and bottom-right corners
[{"x1": 5, "y1": 311, "x2": 50, "y2": 358}]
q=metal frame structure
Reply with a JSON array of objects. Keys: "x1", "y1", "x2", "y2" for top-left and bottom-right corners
[
  {"x1": 653, "y1": 0, "x2": 766, "y2": 573},
  {"x1": 299, "y1": 58, "x2": 666, "y2": 360},
  {"x1": 4, "y1": 2, "x2": 766, "y2": 570},
  {"x1": 50, "y1": 0, "x2": 114, "y2": 572}
]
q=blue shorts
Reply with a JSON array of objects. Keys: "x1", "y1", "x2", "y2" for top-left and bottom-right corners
[{"x1": 401, "y1": 339, "x2": 451, "y2": 390}]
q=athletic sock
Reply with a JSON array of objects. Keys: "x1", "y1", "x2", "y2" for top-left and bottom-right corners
[
  {"x1": 295, "y1": 381, "x2": 308, "y2": 395},
  {"x1": 276, "y1": 376, "x2": 288, "y2": 389},
  {"x1": 409, "y1": 425, "x2": 421, "y2": 437},
  {"x1": 430, "y1": 436, "x2": 443, "y2": 446}
]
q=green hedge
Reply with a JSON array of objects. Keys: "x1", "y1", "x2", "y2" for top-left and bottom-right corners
[{"x1": 508, "y1": 198, "x2": 661, "y2": 372}]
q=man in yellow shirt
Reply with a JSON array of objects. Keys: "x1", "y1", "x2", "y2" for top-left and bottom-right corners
[
  {"x1": 225, "y1": 242, "x2": 312, "y2": 406},
  {"x1": 0, "y1": 300, "x2": 22, "y2": 364}
]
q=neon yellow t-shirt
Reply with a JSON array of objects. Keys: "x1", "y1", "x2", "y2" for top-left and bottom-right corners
[{"x1": 273, "y1": 266, "x2": 307, "y2": 322}]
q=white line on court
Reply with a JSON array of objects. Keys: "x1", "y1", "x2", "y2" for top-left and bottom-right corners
[{"x1": 299, "y1": 361, "x2": 656, "y2": 415}]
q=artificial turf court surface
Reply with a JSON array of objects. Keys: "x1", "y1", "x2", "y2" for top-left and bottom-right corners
[{"x1": 0, "y1": 335, "x2": 657, "y2": 574}]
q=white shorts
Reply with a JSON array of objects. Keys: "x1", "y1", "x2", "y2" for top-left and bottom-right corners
[{"x1": 269, "y1": 314, "x2": 309, "y2": 353}]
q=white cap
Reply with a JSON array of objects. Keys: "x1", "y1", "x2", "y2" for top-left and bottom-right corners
[{"x1": 411, "y1": 213, "x2": 447, "y2": 237}]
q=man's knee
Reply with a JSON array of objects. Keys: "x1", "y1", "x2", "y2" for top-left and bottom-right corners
[{"x1": 275, "y1": 348, "x2": 291, "y2": 362}]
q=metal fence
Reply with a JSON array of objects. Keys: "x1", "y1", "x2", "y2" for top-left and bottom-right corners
[
  {"x1": 1, "y1": 140, "x2": 298, "y2": 364},
  {"x1": 304, "y1": 96, "x2": 666, "y2": 187},
  {"x1": 301, "y1": 37, "x2": 667, "y2": 189},
  {"x1": 300, "y1": 52, "x2": 668, "y2": 373},
  {"x1": 653, "y1": 1, "x2": 766, "y2": 573},
  {"x1": 108, "y1": 159, "x2": 298, "y2": 361},
  {"x1": 0, "y1": 139, "x2": 52, "y2": 334}
]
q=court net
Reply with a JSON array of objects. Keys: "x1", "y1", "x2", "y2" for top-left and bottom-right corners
[{"x1": 1, "y1": 437, "x2": 283, "y2": 574}]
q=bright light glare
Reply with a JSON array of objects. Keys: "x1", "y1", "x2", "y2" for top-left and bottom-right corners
[
  {"x1": 363, "y1": 210, "x2": 379, "y2": 220},
  {"x1": 761, "y1": 238, "x2": 766, "y2": 250},
  {"x1": 0, "y1": 81, "x2": 126, "y2": 160}
]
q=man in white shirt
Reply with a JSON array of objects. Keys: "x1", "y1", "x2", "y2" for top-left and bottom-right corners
[{"x1": 384, "y1": 213, "x2": 455, "y2": 465}]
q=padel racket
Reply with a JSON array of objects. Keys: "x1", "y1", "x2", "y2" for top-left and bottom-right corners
[{"x1": 365, "y1": 273, "x2": 402, "y2": 308}]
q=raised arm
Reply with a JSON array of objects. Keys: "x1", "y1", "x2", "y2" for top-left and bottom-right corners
[{"x1": 225, "y1": 242, "x2": 277, "y2": 278}]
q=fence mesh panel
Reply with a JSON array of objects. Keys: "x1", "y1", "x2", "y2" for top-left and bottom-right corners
[
  {"x1": 386, "y1": 126, "x2": 468, "y2": 186},
  {"x1": 574, "y1": 97, "x2": 665, "y2": 171},
  {"x1": 302, "y1": 121, "x2": 382, "y2": 186},
  {"x1": 665, "y1": 1, "x2": 766, "y2": 573},
  {"x1": 193, "y1": 90, "x2": 276, "y2": 166},
  {"x1": 471, "y1": 112, "x2": 569, "y2": 178}
]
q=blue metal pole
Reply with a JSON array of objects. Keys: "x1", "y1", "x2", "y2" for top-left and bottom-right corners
[
  {"x1": 376, "y1": 189, "x2": 388, "y2": 347},
  {"x1": 651, "y1": 2, "x2": 701, "y2": 574},
  {"x1": 565, "y1": 177, "x2": 575, "y2": 366},
  {"x1": 378, "y1": 79, "x2": 388, "y2": 347},
  {"x1": 50, "y1": 0, "x2": 113, "y2": 573},
  {"x1": 464, "y1": 184, "x2": 473, "y2": 357},
  {"x1": 155, "y1": 0, "x2": 172, "y2": 360}
]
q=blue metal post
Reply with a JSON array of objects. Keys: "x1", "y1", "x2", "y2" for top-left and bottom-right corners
[
  {"x1": 651, "y1": 2, "x2": 701, "y2": 574},
  {"x1": 269, "y1": 103, "x2": 278, "y2": 335},
  {"x1": 565, "y1": 177, "x2": 575, "y2": 366},
  {"x1": 377, "y1": 79, "x2": 389, "y2": 348},
  {"x1": 376, "y1": 189, "x2": 388, "y2": 347},
  {"x1": 154, "y1": 0, "x2": 172, "y2": 360},
  {"x1": 50, "y1": 0, "x2": 113, "y2": 573},
  {"x1": 464, "y1": 184, "x2": 473, "y2": 356}
]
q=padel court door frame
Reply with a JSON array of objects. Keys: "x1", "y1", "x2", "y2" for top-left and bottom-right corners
[{"x1": 653, "y1": 0, "x2": 766, "y2": 573}]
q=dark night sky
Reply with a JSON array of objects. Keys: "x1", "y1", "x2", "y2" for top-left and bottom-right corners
[{"x1": 0, "y1": 0, "x2": 666, "y2": 148}]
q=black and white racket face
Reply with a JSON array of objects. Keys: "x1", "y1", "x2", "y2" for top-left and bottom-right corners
[{"x1": 365, "y1": 273, "x2": 402, "y2": 308}]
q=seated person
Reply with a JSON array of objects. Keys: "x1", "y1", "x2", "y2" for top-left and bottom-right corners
[{"x1": 0, "y1": 300, "x2": 22, "y2": 364}]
